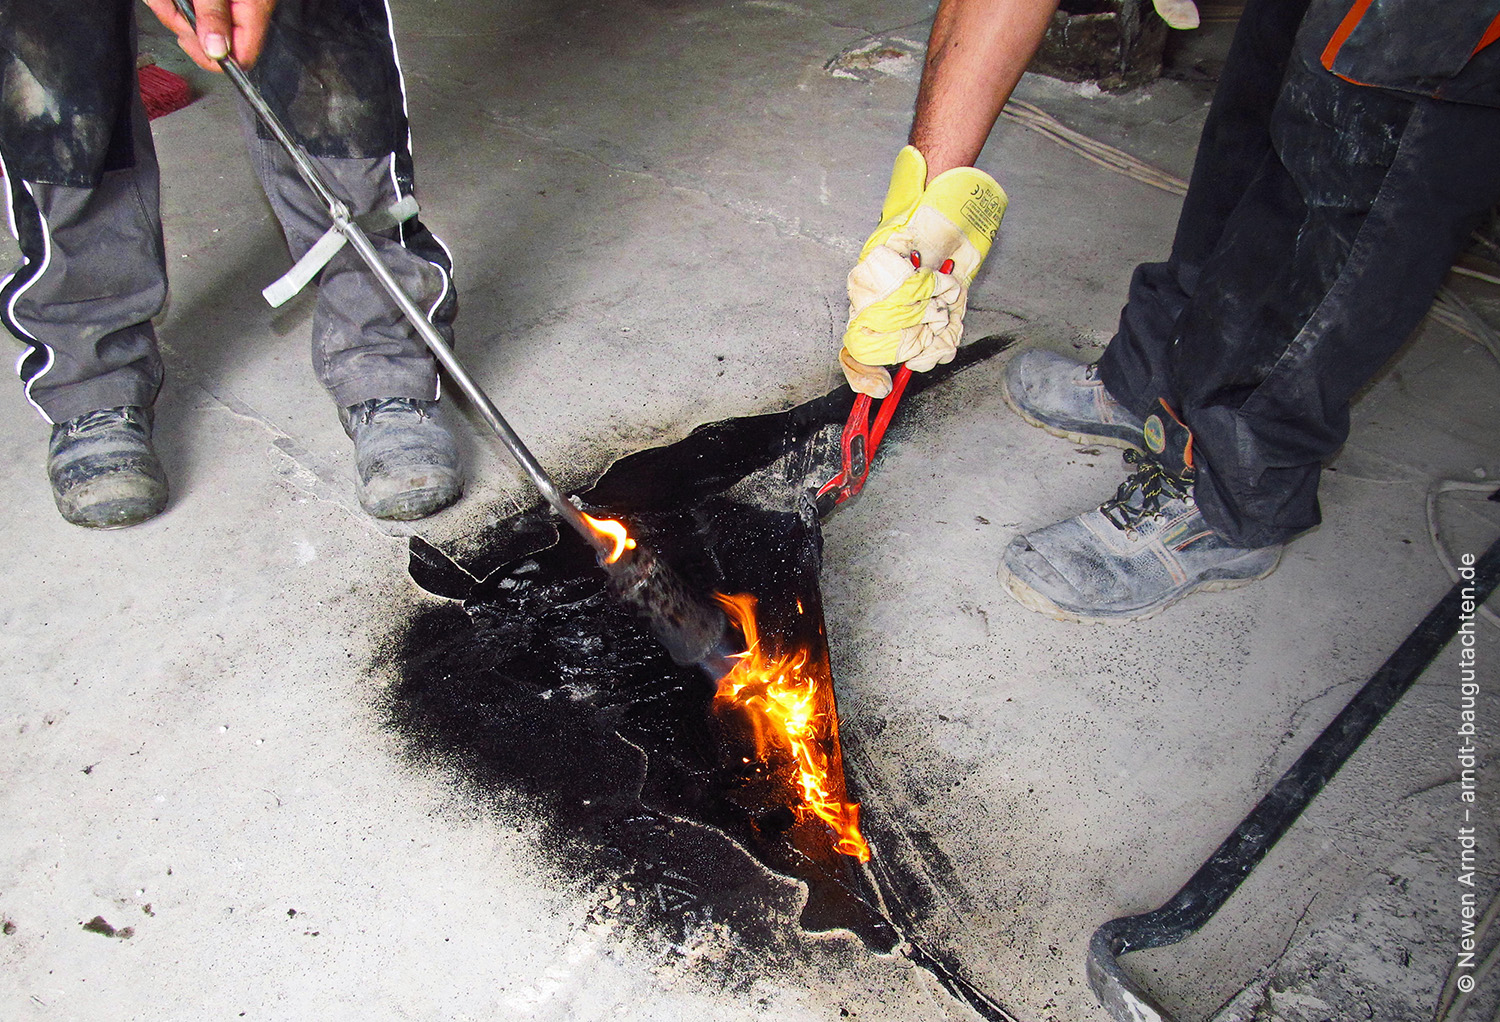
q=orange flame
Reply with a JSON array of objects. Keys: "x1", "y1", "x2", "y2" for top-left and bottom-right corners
[
  {"x1": 713, "y1": 593, "x2": 871, "y2": 861},
  {"x1": 581, "y1": 513, "x2": 637, "y2": 564}
]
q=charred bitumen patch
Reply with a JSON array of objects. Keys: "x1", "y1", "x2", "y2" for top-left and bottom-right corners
[
  {"x1": 392, "y1": 496, "x2": 894, "y2": 949},
  {"x1": 383, "y1": 335, "x2": 1019, "y2": 1012}
]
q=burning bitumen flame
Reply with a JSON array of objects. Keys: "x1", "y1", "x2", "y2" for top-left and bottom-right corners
[
  {"x1": 582, "y1": 513, "x2": 637, "y2": 565},
  {"x1": 578, "y1": 513, "x2": 868, "y2": 859},
  {"x1": 713, "y1": 593, "x2": 872, "y2": 862}
]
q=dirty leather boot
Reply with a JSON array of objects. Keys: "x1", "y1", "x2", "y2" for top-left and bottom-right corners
[
  {"x1": 47, "y1": 406, "x2": 169, "y2": 529},
  {"x1": 999, "y1": 451, "x2": 1282, "y2": 623},
  {"x1": 1002, "y1": 348, "x2": 1146, "y2": 450},
  {"x1": 341, "y1": 398, "x2": 464, "y2": 520}
]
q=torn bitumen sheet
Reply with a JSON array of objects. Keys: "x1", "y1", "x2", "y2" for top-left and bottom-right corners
[{"x1": 384, "y1": 334, "x2": 1018, "y2": 1016}]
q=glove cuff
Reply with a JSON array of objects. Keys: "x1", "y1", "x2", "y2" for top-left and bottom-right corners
[
  {"x1": 922, "y1": 165, "x2": 1008, "y2": 266},
  {"x1": 883, "y1": 146, "x2": 928, "y2": 222}
]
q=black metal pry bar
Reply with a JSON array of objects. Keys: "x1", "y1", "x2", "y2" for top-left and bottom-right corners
[{"x1": 1088, "y1": 530, "x2": 1500, "y2": 1021}]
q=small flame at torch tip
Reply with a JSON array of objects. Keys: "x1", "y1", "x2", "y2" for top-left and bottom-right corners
[
  {"x1": 581, "y1": 513, "x2": 637, "y2": 565},
  {"x1": 711, "y1": 592, "x2": 872, "y2": 862}
]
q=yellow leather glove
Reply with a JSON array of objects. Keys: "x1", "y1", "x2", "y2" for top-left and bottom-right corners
[{"x1": 842, "y1": 146, "x2": 1008, "y2": 396}]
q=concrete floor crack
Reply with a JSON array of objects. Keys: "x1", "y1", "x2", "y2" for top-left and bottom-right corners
[
  {"x1": 739, "y1": 1, "x2": 885, "y2": 37},
  {"x1": 1404, "y1": 772, "x2": 1467, "y2": 799},
  {"x1": 1207, "y1": 891, "x2": 1321, "y2": 1019},
  {"x1": 159, "y1": 348, "x2": 370, "y2": 524},
  {"x1": 822, "y1": 19, "x2": 933, "y2": 77},
  {"x1": 1250, "y1": 677, "x2": 1360, "y2": 792}
]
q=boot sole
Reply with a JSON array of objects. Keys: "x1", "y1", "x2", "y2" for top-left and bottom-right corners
[
  {"x1": 359, "y1": 471, "x2": 464, "y2": 521},
  {"x1": 59, "y1": 498, "x2": 168, "y2": 530},
  {"x1": 363, "y1": 487, "x2": 463, "y2": 521},
  {"x1": 54, "y1": 475, "x2": 168, "y2": 530},
  {"x1": 998, "y1": 550, "x2": 1284, "y2": 625}
]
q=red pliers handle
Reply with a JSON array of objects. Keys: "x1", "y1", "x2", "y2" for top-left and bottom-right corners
[
  {"x1": 814, "y1": 250, "x2": 946, "y2": 514},
  {"x1": 814, "y1": 363, "x2": 913, "y2": 515}
]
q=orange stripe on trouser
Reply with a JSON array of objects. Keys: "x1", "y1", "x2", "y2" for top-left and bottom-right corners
[{"x1": 1321, "y1": 0, "x2": 1500, "y2": 83}]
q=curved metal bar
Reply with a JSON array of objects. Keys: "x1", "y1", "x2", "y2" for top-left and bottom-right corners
[{"x1": 1088, "y1": 527, "x2": 1500, "y2": 1020}]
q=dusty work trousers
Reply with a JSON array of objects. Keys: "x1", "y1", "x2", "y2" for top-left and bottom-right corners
[
  {"x1": 1096, "y1": 0, "x2": 1500, "y2": 549},
  {"x1": 0, "y1": 0, "x2": 455, "y2": 425}
]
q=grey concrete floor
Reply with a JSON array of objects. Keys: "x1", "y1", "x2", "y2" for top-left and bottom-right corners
[{"x1": 3, "y1": 2, "x2": 1499, "y2": 1020}]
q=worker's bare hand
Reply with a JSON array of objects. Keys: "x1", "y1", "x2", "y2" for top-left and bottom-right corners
[{"x1": 142, "y1": 0, "x2": 278, "y2": 72}]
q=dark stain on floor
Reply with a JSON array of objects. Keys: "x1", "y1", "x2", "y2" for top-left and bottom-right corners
[{"x1": 383, "y1": 334, "x2": 1019, "y2": 1016}]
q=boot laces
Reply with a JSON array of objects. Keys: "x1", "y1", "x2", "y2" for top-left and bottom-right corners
[
  {"x1": 355, "y1": 397, "x2": 432, "y2": 425},
  {"x1": 1099, "y1": 450, "x2": 1191, "y2": 532},
  {"x1": 59, "y1": 406, "x2": 145, "y2": 438}
]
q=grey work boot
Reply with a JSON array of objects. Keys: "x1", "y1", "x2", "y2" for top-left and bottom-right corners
[
  {"x1": 1002, "y1": 349, "x2": 1146, "y2": 450},
  {"x1": 999, "y1": 451, "x2": 1282, "y2": 623},
  {"x1": 47, "y1": 406, "x2": 169, "y2": 529},
  {"x1": 341, "y1": 398, "x2": 464, "y2": 521}
]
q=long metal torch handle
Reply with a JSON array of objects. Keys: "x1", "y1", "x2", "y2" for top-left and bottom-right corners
[
  {"x1": 169, "y1": 0, "x2": 606, "y2": 555},
  {"x1": 340, "y1": 215, "x2": 602, "y2": 545}
]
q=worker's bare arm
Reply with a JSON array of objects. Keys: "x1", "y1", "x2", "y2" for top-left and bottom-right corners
[
  {"x1": 910, "y1": 0, "x2": 1061, "y2": 181},
  {"x1": 835, "y1": 0, "x2": 1055, "y2": 396},
  {"x1": 141, "y1": 0, "x2": 278, "y2": 72}
]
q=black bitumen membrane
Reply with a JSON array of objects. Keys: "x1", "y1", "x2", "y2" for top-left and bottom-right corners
[{"x1": 383, "y1": 335, "x2": 1018, "y2": 1016}]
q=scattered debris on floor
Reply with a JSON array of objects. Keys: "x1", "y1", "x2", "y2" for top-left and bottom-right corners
[
  {"x1": 80, "y1": 916, "x2": 133, "y2": 940},
  {"x1": 824, "y1": 38, "x2": 924, "y2": 83}
]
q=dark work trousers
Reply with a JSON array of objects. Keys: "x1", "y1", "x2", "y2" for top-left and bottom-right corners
[
  {"x1": 1096, "y1": 0, "x2": 1500, "y2": 549},
  {"x1": 0, "y1": 0, "x2": 455, "y2": 425}
]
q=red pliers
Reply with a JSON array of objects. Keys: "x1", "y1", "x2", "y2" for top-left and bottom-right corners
[
  {"x1": 813, "y1": 363, "x2": 913, "y2": 515},
  {"x1": 813, "y1": 251, "x2": 949, "y2": 515}
]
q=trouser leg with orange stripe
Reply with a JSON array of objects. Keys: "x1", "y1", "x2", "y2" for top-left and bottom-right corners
[{"x1": 1096, "y1": 0, "x2": 1500, "y2": 549}]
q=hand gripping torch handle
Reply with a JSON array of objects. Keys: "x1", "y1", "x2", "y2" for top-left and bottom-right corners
[{"x1": 169, "y1": 0, "x2": 611, "y2": 561}]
